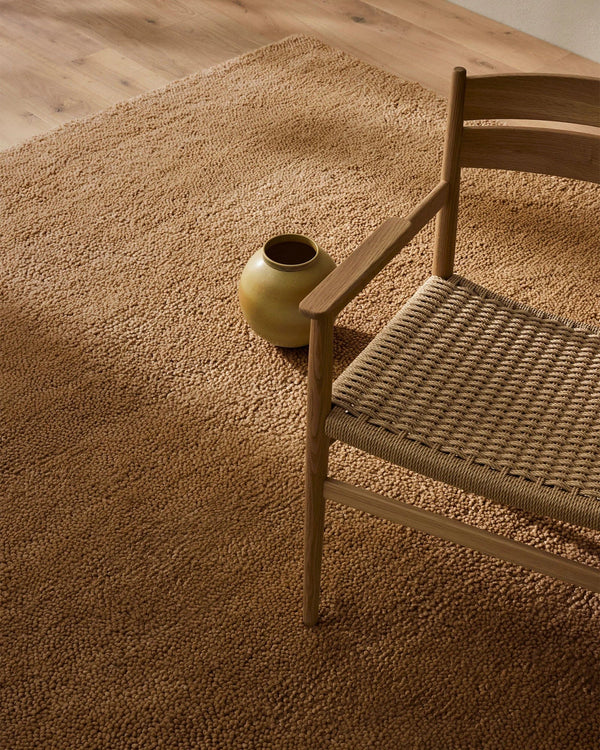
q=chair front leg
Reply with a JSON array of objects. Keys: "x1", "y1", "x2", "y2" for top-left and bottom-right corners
[{"x1": 303, "y1": 315, "x2": 334, "y2": 627}]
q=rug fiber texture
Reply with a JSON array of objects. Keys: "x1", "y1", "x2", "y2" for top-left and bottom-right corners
[{"x1": 1, "y1": 35, "x2": 599, "y2": 749}]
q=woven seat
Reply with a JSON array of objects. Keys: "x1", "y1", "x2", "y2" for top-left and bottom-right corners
[{"x1": 327, "y1": 275, "x2": 600, "y2": 530}]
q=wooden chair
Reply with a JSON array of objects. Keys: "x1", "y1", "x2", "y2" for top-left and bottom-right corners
[{"x1": 300, "y1": 68, "x2": 600, "y2": 626}]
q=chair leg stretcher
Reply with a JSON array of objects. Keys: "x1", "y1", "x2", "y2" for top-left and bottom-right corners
[{"x1": 323, "y1": 479, "x2": 600, "y2": 594}]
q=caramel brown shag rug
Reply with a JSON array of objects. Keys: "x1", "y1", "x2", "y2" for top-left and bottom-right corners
[{"x1": 2, "y1": 35, "x2": 600, "y2": 749}]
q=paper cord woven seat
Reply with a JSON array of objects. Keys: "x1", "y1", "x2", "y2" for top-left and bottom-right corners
[{"x1": 327, "y1": 275, "x2": 600, "y2": 530}]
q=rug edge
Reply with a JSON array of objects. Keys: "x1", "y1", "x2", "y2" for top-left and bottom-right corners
[
  {"x1": 0, "y1": 36, "x2": 331, "y2": 157},
  {"x1": 1, "y1": 34, "x2": 441, "y2": 159}
]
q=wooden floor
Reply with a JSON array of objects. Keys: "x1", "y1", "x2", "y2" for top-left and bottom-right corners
[{"x1": 0, "y1": 0, "x2": 599, "y2": 149}]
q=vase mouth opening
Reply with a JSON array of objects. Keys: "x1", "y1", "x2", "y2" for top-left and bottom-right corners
[{"x1": 263, "y1": 234, "x2": 319, "y2": 270}]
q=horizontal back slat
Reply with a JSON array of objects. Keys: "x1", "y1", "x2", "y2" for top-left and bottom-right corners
[
  {"x1": 460, "y1": 126, "x2": 600, "y2": 183},
  {"x1": 464, "y1": 75, "x2": 600, "y2": 127}
]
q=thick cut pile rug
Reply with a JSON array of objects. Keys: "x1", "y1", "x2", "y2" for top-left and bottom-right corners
[{"x1": 1, "y1": 35, "x2": 599, "y2": 749}]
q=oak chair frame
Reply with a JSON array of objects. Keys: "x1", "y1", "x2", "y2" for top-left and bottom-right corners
[{"x1": 299, "y1": 68, "x2": 600, "y2": 626}]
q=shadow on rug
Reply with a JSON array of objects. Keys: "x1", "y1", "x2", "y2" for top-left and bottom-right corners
[{"x1": 1, "y1": 35, "x2": 599, "y2": 749}]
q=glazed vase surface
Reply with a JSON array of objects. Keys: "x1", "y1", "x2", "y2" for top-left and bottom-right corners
[{"x1": 239, "y1": 234, "x2": 336, "y2": 348}]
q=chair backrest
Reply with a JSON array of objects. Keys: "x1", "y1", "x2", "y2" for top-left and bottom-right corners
[{"x1": 433, "y1": 68, "x2": 600, "y2": 278}]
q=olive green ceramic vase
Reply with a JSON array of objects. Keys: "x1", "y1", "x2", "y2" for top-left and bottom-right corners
[{"x1": 239, "y1": 234, "x2": 336, "y2": 348}]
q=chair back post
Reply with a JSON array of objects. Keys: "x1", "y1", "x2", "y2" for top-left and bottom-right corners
[{"x1": 433, "y1": 67, "x2": 467, "y2": 279}]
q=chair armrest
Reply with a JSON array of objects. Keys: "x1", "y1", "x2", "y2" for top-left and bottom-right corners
[{"x1": 300, "y1": 181, "x2": 449, "y2": 320}]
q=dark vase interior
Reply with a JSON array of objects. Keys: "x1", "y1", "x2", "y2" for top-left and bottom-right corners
[{"x1": 264, "y1": 239, "x2": 317, "y2": 266}]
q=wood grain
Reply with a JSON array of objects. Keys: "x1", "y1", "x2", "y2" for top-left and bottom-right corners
[
  {"x1": 304, "y1": 316, "x2": 335, "y2": 626},
  {"x1": 368, "y1": 0, "x2": 572, "y2": 72},
  {"x1": 461, "y1": 126, "x2": 600, "y2": 183},
  {"x1": 433, "y1": 66, "x2": 466, "y2": 278},
  {"x1": 1, "y1": 0, "x2": 600, "y2": 149},
  {"x1": 464, "y1": 74, "x2": 600, "y2": 126}
]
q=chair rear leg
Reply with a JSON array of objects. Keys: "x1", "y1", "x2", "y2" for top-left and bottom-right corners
[{"x1": 303, "y1": 316, "x2": 334, "y2": 627}]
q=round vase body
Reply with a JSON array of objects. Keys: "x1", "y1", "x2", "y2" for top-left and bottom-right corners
[{"x1": 239, "y1": 234, "x2": 336, "y2": 347}]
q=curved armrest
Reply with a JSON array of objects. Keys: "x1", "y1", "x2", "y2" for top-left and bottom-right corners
[{"x1": 300, "y1": 181, "x2": 448, "y2": 320}]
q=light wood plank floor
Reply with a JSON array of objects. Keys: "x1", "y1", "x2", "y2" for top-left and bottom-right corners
[{"x1": 0, "y1": 0, "x2": 598, "y2": 149}]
